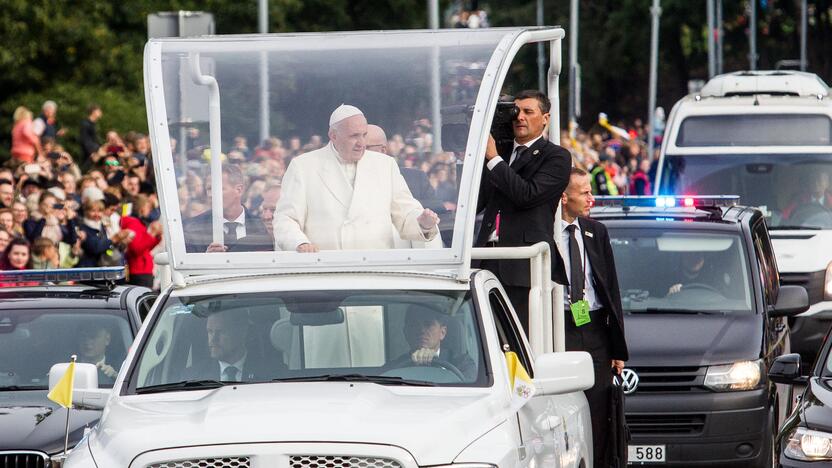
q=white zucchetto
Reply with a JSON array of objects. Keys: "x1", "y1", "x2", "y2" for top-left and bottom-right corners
[{"x1": 329, "y1": 104, "x2": 364, "y2": 127}]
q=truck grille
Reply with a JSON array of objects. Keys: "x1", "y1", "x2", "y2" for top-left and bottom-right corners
[
  {"x1": 780, "y1": 271, "x2": 825, "y2": 305},
  {"x1": 630, "y1": 366, "x2": 706, "y2": 393},
  {"x1": 0, "y1": 452, "x2": 49, "y2": 468},
  {"x1": 147, "y1": 457, "x2": 250, "y2": 468},
  {"x1": 290, "y1": 456, "x2": 403, "y2": 468},
  {"x1": 627, "y1": 414, "x2": 707, "y2": 435}
]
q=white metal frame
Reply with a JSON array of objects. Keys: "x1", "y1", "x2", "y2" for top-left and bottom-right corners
[{"x1": 144, "y1": 28, "x2": 566, "y2": 279}]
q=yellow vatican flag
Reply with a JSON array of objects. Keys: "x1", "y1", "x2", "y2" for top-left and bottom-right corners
[
  {"x1": 47, "y1": 359, "x2": 76, "y2": 409},
  {"x1": 505, "y1": 351, "x2": 536, "y2": 411}
]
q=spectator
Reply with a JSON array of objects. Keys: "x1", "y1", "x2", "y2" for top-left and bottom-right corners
[
  {"x1": 0, "y1": 180, "x2": 15, "y2": 209},
  {"x1": 0, "y1": 237, "x2": 31, "y2": 270},
  {"x1": 23, "y1": 191, "x2": 78, "y2": 246},
  {"x1": 77, "y1": 199, "x2": 131, "y2": 267},
  {"x1": 79, "y1": 104, "x2": 103, "y2": 165},
  {"x1": 0, "y1": 229, "x2": 10, "y2": 254},
  {"x1": 32, "y1": 100, "x2": 66, "y2": 142},
  {"x1": 260, "y1": 181, "x2": 282, "y2": 242},
  {"x1": 11, "y1": 106, "x2": 43, "y2": 164},
  {"x1": 0, "y1": 209, "x2": 13, "y2": 233},
  {"x1": 120, "y1": 195, "x2": 162, "y2": 288},
  {"x1": 629, "y1": 159, "x2": 652, "y2": 195},
  {"x1": 11, "y1": 201, "x2": 27, "y2": 237},
  {"x1": 30, "y1": 237, "x2": 59, "y2": 269}
]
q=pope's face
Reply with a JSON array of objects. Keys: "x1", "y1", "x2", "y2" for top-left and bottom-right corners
[{"x1": 329, "y1": 115, "x2": 368, "y2": 163}]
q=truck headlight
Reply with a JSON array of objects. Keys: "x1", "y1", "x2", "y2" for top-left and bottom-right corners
[
  {"x1": 785, "y1": 427, "x2": 832, "y2": 461},
  {"x1": 704, "y1": 360, "x2": 762, "y2": 391},
  {"x1": 825, "y1": 262, "x2": 832, "y2": 301}
]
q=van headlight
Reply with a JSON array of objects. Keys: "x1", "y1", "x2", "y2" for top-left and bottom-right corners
[
  {"x1": 824, "y1": 262, "x2": 832, "y2": 300},
  {"x1": 785, "y1": 427, "x2": 832, "y2": 461},
  {"x1": 704, "y1": 360, "x2": 762, "y2": 391}
]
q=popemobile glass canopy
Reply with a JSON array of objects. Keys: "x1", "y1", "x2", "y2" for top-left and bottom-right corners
[{"x1": 144, "y1": 27, "x2": 565, "y2": 277}]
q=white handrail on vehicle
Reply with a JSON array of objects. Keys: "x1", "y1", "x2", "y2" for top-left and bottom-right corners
[
  {"x1": 188, "y1": 52, "x2": 224, "y2": 247},
  {"x1": 471, "y1": 241, "x2": 563, "y2": 356}
]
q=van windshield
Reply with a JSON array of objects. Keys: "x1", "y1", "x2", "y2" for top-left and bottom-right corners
[
  {"x1": 608, "y1": 229, "x2": 753, "y2": 313},
  {"x1": 659, "y1": 153, "x2": 832, "y2": 229},
  {"x1": 132, "y1": 290, "x2": 486, "y2": 392}
]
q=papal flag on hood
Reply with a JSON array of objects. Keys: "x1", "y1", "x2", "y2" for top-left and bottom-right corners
[
  {"x1": 505, "y1": 351, "x2": 535, "y2": 411},
  {"x1": 47, "y1": 360, "x2": 75, "y2": 409}
]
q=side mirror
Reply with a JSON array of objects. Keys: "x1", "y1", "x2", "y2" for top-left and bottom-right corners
[
  {"x1": 48, "y1": 362, "x2": 110, "y2": 410},
  {"x1": 770, "y1": 285, "x2": 809, "y2": 317},
  {"x1": 533, "y1": 351, "x2": 594, "y2": 396},
  {"x1": 768, "y1": 353, "x2": 807, "y2": 385}
]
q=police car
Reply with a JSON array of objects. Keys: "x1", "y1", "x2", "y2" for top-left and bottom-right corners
[
  {"x1": 590, "y1": 196, "x2": 809, "y2": 467},
  {"x1": 0, "y1": 267, "x2": 154, "y2": 467},
  {"x1": 61, "y1": 27, "x2": 599, "y2": 468},
  {"x1": 655, "y1": 70, "x2": 832, "y2": 367}
]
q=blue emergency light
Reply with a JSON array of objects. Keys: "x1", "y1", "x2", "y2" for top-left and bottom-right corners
[
  {"x1": 592, "y1": 195, "x2": 740, "y2": 209},
  {"x1": 0, "y1": 266, "x2": 125, "y2": 285}
]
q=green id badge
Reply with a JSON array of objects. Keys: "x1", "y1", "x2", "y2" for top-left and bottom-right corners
[{"x1": 570, "y1": 300, "x2": 591, "y2": 327}]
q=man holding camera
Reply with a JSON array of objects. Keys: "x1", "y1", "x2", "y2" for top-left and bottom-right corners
[{"x1": 476, "y1": 90, "x2": 571, "y2": 330}]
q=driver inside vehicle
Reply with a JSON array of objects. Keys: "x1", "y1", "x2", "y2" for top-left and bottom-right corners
[
  {"x1": 666, "y1": 251, "x2": 727, "y2": 297},
  {"x1": 782, "y1": 171, "x2": 832, "y2": 222},
  {"x1": 390, "y1": 305, "x2": 476, "y2": 381}
]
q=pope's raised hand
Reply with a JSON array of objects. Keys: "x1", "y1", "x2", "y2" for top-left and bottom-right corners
[
  {"x1": 417, "y1": 209, "x2": 439, "y2": 230},
  {"x1": 297, "y1": 243, "x2": 320, "y2": 253}
]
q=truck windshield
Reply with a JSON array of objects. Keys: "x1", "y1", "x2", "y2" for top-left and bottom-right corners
[
  {"x1": 0, "y1": 310, "x2": 132, "y2": 390},
  {"x1": 133, "y1": 290, "x2": 486, "y2": 392},
  {"x1": 608, "y1": 229, "x2": 753, "y2": 313},
  {"x1": 659, "y1": 153, "x2": 832, "y2": 229}
]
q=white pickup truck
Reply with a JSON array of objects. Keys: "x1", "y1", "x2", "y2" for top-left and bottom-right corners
[{"x1": 61, "y1": 27, "x2": 595, "y2": 468}]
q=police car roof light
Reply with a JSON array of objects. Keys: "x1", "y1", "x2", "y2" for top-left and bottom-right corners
[
  {"x1": 0, "y1": 267, "x2": 126, "y2": 286},
  {"x1": 592, "y1": 196, "x2": 740, "y2": 209}
]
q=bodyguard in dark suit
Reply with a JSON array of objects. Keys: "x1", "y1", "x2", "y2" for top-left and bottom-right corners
[
  {"x1": 184, "y1": 310, "x2": 278, "y2": 382},
  {"x1": 558, "y1": 167, "x2": 629, "y2": 467},
  {"x1": 476, "y1": 90, "x2": 571, "y2": 330},
  {"x1": 183, "y1": 164, "x2": 273, "y2": 253}
]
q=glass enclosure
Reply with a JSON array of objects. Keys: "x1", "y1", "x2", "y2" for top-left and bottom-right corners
[
  {"x1": 133, "y1": 289, "x2": 487, "y2": 391},
  {"x1": 0, "y1": 310, "x2": 132, "y2": 389},
  {"x1": 147, "y1": 30, "x2": 523, "y2": 267},
  {"x1": 608, "y1": 229, "x2": 753, "y2": 313},
  {"x1": 676, "y1": 114, "x2": 832, "y2": 147},
  {"x1": 659, "y1": 153, "x2": 832, "y2": 229}
]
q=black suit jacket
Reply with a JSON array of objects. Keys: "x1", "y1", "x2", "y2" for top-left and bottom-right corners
[
  {"x1": 184, "y1": 207, "x2": 273, "y2": 253},
  {"x1": 475, "y1": 138, "x2": 571, "y2": 287},
  {"x1": 556, "y1": 217, "x2": 629, "y2": 361},
  {"x1": 183, "y1": 355, "x2": 279, "y2": 382}
]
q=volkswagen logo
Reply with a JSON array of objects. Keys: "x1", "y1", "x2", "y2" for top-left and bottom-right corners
[{"x1": 621, "y1": 368, "x2": 639, "y2": 395}]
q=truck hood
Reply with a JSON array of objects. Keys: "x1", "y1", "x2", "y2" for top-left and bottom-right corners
[
  {"x1": 624, "y1": 312, "x2": 761, "y2": 367},
  {"x1": 91, "y1": 382, "x2": 506, "y2": 466},
  {"x1": 0, "y1": 390, "x2": 100, "y2": 454},
  {"x1": 770, "y1": 230, "x2": 832, "y2": 273}
]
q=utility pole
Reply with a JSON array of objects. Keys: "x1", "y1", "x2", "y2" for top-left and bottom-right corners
[
  {"x1": 258, "y1": 0, "x2": 269, "y2": 144},
  {"x1": 647, "y1": 0, "x2": 662, "y2": 161},
  {"x1": 749, "y1": 0, "x2": 757, "y2": 70},
  {"x1": 537, "y1": 0, "x2": 545, "y2": 91},
  {"x1": 800, "y1": 0, "x2": 808, "y2": 71},
  {"x1": 568, "y1": 0, "x2": 580, "y2": 137},
  {"x1": 707, "y1": 0, "x2": 716, "y2": 78},
  {"x1": 716, "y1": 0, "x2": 723, "y2": 75},
  {"x1": 428, "y1": 0, "x2": 442, "y2": 155}
]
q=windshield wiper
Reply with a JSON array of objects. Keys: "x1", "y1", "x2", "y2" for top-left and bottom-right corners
[
  {"x1": 629, "y1": 308, "x2": 723, "y2": 315},
  {"x1": 135, "y1": 379, "x2": 228, "y2": 395},
  {"x1": 769, "y1": 225, "x2": 823, "y2": 231},
  {"x1": 273, "y1": 374, "x2": 436, "y2": 387},
  {"x1": 0, "y1": 385, "x2": 46, "y2": 391}
]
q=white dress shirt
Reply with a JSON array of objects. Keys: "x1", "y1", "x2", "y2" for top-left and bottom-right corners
[
  {"x1": 560, "y1": 218, "x2": 602, "y2": 311},
  {"x1": 224, "y1": 209, "x2": 247, "y2": 240},
  {"x1": 218, "y1": 353, "x2": 247, "y2": 381}
]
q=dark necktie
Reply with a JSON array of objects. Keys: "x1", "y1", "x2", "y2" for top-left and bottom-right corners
[
  {"x1": 566, "y1": 224, "x2": 585, "y2": 302},
  {"x1": 224, "y1": 221, "x2": 239, "y2": 244},
  {"x1": 222, "y1": 365, "x2": 239, "y2": 381},
  {"x1": 510, "y1": 145, "x2": 528, "y2": 166}
]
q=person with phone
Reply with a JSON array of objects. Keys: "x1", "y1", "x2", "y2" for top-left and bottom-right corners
[{"x1": 22, "y1": 192, "x2": 78, "y2": 246}]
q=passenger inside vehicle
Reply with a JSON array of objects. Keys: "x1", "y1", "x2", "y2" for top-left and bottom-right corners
[{"x1": 76, "y1": 324, "x2": 121, "y2": 385}]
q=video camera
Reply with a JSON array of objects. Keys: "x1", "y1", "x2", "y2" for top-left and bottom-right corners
[{"x1": 441, "y1": 96, "x2": 519, "y2": 154}]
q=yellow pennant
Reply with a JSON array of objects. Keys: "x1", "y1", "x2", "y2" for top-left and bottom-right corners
[
  {"x1": 47, "y1": 360, "x2": 75, "y2": 409},
  {"x1": 505, "y1": 351, "x2": 535, "y2": 411}
]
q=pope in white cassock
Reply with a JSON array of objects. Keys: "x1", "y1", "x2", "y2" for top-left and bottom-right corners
[{"x1": 274, "y1": 105, "x2": 440, "y2": 252}]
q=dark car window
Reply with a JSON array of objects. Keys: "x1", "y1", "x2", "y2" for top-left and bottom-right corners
[
  {"x1": 133, "y1": 290, "x2": 487, "y2": 392},
  {"x1": 608, "y1": 228, "x2": 753, "y2": 313},
  {"x1": 488, "y1": 289, "x2": 533, "y2": 376},
  {"x1": 0, "y1": 309, "x2": 132, "y2": 389},
  {"x1": 752, "y1": 220, "x2": 779, "y2": 304}
]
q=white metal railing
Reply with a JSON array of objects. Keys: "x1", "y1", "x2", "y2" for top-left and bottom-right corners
[{"x1": 471, "y1": 241, "x2": 564, "y2": 356}]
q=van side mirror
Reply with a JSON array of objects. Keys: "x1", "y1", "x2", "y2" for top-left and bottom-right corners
[
  {"x1": 770, "y1": 285, "x2": 809, "y2": 317},
  {"x1": 48, "y1": 362, "x2": 110, "y2": 410},
  {"x1": 768, "y1": 353, "x2": 807, "y2": 385},
  {"x1": 533, "y1": 351, "x2": 594, "y2": 396}
]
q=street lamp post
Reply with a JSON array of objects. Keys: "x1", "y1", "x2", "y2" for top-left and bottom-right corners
[
  {"x1": 647, "y1": 0, "x2": 662, "y2": 161},
  {"x1": 568, "y1": 0, "x2": 580, "y2": 137},
  {"x1": 707, "y1": 0, "x2": 716, "y2": 78},
  {"x1": 258, "y1": 0, "x2": 269, "y2": 144}
]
